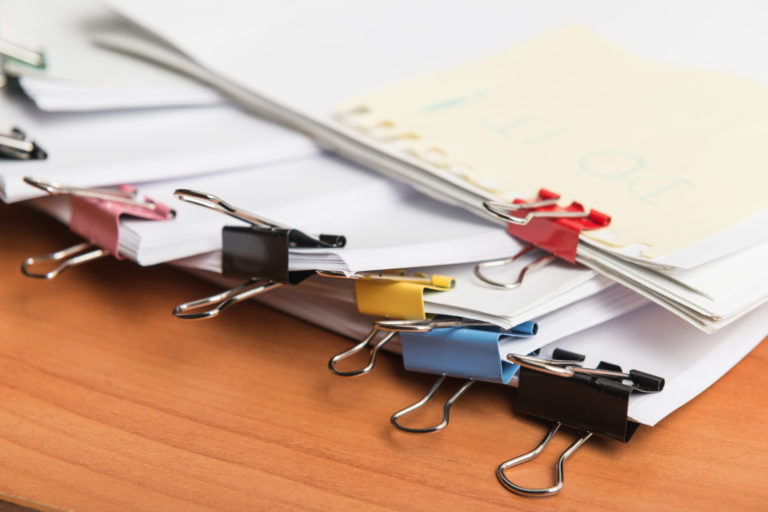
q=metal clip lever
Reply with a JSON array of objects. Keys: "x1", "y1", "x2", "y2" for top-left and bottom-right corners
[
  {"x1": 173, "y1": 278, "x2": 281, "y2": 320},
  {"x1": 0, "y1": 38, "x2": 45, "y2": 68},
  {"x1": 328, "y1": 327, "x2": 397, "y2": 376},
  {"x1": 374, "y1": 316, "x2": 492, "y2": 333},
  {"x1": 483, "y1": 199, "x2": 589, "y2": 226},
  {"x1": 317, "y1": 270, "x2": 454, "y2": 288},
  {"x1": 24, "y1": 177, "x2": 171, "y2": 215},
  {"x1": 496, "y1": 423, "x2": 593, "y2": 497},
  {"x1": 21, "y1": 242, "x2": 107, "y2": 279},
  {"x1": 474, "y1": 244, "x2": 555, "y2": 289},
  {"x1": 509, "y1": 354, "x2": 665, "y2": 393},
  {"x1": 390, "y1": 375, "x2": 475, "y2": 433}
]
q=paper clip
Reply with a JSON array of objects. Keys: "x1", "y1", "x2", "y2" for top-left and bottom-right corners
[
  {"x1": 389, "y1": 321, "x2": 538, "y2": 433},
  {"x1": 496, "y1": 349, "x2": 664, "y2": 497},
  {"x1": 21, "y1": 177, "x2": 174, "y2": 279},
  {"x1": 173, "y1": 189, "x2": 346, "y2": 319},
  {"x1": 0, "y1": 127, "x2": 47, "y2": 160},
  {"x1": 483, "y1": 189, "x2": 611, "y2": 263},
  {"x1": 473, "y1": 244, "x2": 556, "y2": 289}
]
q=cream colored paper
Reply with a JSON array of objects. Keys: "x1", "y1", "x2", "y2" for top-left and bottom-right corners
[{"x1": 338, "y1": 27, "x2": 768, "y2": 259}]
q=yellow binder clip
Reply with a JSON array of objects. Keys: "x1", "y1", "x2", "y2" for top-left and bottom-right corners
[{"x1": 316, "y1": 270, "x2": 456, "y2": 376}]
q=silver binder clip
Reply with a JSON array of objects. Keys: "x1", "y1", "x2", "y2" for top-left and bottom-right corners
[
  {"x1": 473, "y1": 244, "x2": 555, "y2": 289},
  {"x1": 496, "y1": 423, "x2": 592, "y2": 497},
  {"x1": 483, "y1": 198, "x2": 590, "y2": 226},
  {"x1": 328, "y1": 326, "x2": 398, "y2": 376},
  {"x1": 21, "y1": 242, "x2": 107, "y2": 279},
  {"x1": 24, "y1": 177, "x2": 166, "y2": 211},
  {"x1": 327, "y1": 315, "x2": 489, "y2": 376},
  {"x1": 0, "y1": 128, "x2": 47, "y2": 160},
  {"x1": 317, "y1": 270, "x2": 441, "y2": 286},
  {"x1": 173, "y1": 278, "x2": 282, "y2": 320},
  {"x1": 389, "y1": 374, "x2": 475, "y2": 434}
]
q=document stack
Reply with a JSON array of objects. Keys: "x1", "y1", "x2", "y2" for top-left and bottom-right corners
[{"x1": 1, "y1": 0, "x2": 766, "y2": 498}]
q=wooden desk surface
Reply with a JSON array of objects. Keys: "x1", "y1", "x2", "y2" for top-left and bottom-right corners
[{"x1": 0, "y1": 203, "x2": 766, "y2": 512}]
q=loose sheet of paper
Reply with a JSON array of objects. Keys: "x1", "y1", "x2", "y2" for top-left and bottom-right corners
[
  {"x1": 0, "y1": 0, "x2": 223, "y2": 111},
  {"x1": 0, "y1": 90, "x2": 318, "y2": 202}
]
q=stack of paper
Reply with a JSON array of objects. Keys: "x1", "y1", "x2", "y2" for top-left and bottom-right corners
[{"x1": 97, "y1": 1, "x2": 768, "y2": 332}]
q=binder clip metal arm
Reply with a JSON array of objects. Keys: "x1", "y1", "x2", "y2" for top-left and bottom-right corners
[
  {"x1": 497, "y1": 349, "x2": 665, "y2": 497},
  {"x1": 0, "y1": 37, "x2": 45, "y2": 89},
  {"x1": 326, "y1": 315, "x2": 490, "y2": 377},
  {"x1": 482, "y1": 188, "x2": 611, "y2": 264},
  {"x1": 20, "y1": 178, "x2": 173, "y2": 279},
  {"x1": 172, "y1": 189, "x2": 345, "y2": 319},
  {"x1": 473, "y1": 243, "x2": 556, "y2": 289}
]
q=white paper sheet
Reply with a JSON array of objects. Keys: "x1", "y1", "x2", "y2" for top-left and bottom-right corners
[
  {"x1": 0, "y1": 0, "x2": 223, "y2": 111},
  {"x1": 0, "y1": 89, "x2": 319, "y2": 203}
]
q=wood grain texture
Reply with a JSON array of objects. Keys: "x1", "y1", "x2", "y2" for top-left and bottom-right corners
[{"x1": 0, "y1": 203, "x2": 766, "y2": 512}]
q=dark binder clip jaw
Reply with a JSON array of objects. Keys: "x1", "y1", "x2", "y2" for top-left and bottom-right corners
[
  {"x1": 173, "y1": 189, "x2": 346, "y2": 319},
  {"x1": 497, "y1": 349, "x2": 664, "y2": 497},
  {"x1": 0, "y1": 127, "x2": 47, "y2": 160}
]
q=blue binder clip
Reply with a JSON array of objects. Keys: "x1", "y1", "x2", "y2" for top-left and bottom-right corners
[{"x1": 379, "y1": 319, "x2": 538, "y2": 434}]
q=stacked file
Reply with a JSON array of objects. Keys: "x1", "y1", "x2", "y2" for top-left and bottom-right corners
[{"x1": 2, "y1": 0, "x2": 766, "y2": 498}]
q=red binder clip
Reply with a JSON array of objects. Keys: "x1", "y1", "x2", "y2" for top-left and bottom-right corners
[{"x1": 483, "y1": 189, "x2": 611, "y2": 263}]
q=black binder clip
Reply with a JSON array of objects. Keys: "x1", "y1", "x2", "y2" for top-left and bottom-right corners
[
  {"x1": 172, "y1": 189, "x2": 346, "y2": 319},
  {"x1": 497, "y1": 348, "x2": 664, "y2": 497},
  {"x1": 0, "y1": 127, "x2": 47, "y2": 160}
]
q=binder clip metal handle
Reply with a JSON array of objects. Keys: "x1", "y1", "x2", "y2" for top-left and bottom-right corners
[
  {"x1": 1, "y1": 128, "x2": 47, "y2": 160},
  {"x1": 174, "y1": 188, "x2": 289, "y2": 231},
  {"x1": 0, "y1": 38, "x2": 45, "y2": 68},
  {"x1": 328, "y1": 327, "x2": 397, "y2": 376},
  {"x1": 484, "y1": 199, "x2": 589, "y2": 226},
  {"x1": 173, "y1": 278, "x2": 281, "y2": 320},
  {"x1": 496, "y1": 423, "x2": 593, "y2": 497},
  {"x1": 474, "y1": 244, "x2": 556, "y2": 289},
  {"x1": 20, "y1": 242, "x2": 107, "y2": 279},
  {"x1": 23, "y1": 177, "x2": 168, "y2": 212},
  {"x1": 390, "y1": 375, "x2": 475, "y2": 433}
]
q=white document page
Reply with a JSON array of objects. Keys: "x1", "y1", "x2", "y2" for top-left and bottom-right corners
[
  {"x1": 0, "y1": 0, "x2": 223, "y2": 111},
  {"x1": 0, "y1": 91, "x2": 319, "y2": 202},
  {"x1": 81, "y1": 154, "x2": 539, "y2": 271}
]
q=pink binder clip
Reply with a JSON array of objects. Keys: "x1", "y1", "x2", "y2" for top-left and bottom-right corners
[{"x1": 20, "y1": 177, "x2": 174, "y2": 279}]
